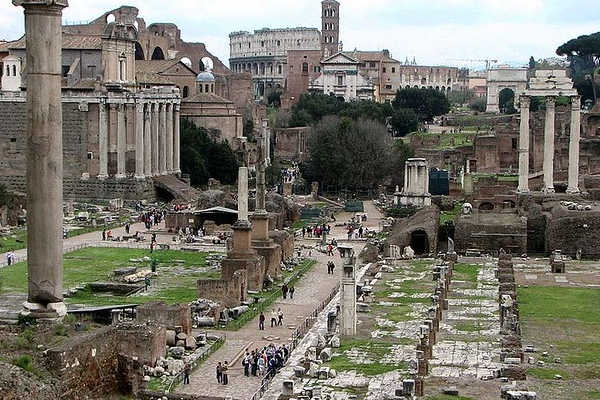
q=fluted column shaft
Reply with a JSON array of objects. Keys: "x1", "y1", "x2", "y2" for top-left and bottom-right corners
[
  {"x1": 518, "y1": 96, "x2": 530, "y2": 193},
  {"x1": 151, "y1": 103, "x2": 159, "y2": 176},
  {"x1": 159, "y1": 102, "x2": 167, "y2": 174},
  {"x1": 543, "y1": 97, "x2": 556, "y2": 193},
  {"x1": 567, "y1": 96, "x2": 581, "y2": 194},
  {"x1": 166, "y1": 102, "x2": 173, "y2": 173},
  {"x1": 116, "y1": 104, "x2": 126, "y2": 179},
  {"x1": 98, "y1": 102, "x2": 108, "y2": 179},
  {"x1": 135, "y1": 102, "x2": 144, "y2": 179},
  {"x1": 143, "y1": 103, "x2": 152, "y2": 176},
  {"x1": 174, "y1": 104, "x2": 181, "y2": 174}
]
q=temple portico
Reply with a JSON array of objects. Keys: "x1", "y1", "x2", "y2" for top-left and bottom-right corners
[{"x1": 517, "y1": 70, "x2": 580, "y2": 194}]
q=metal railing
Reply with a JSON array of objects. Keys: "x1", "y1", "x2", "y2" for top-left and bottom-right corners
[{"x1": 249, "y1": 283, "x2": 340, "y2": 400}]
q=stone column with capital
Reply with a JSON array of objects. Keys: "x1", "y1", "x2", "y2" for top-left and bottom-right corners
[
  {"x1": 116, "y1": 104, "x2": 126, "y2": 179},
  {"x1": 173, "y1": 103, "x2": 181, "y2": 174},
  {"x1": 151, "y1": 103, "x2": 159, "y2": 176},
  {"x1": 518, "y1": 96, "x2": 531, "y2": 193},
  {"x1": 543, "y1": 97, "x2": 556, "y2": 193},
  {"x1": 98, "y1": 102, "x2": 108, "y2": 179},
  {"x1": 14, "y1": 0, "x2": 69, "y2": 319},
  {"x1": 134, "y1": 102, "x2": 144, "y2": 179},
  {"x1": 567, "y1": 96, "x2": 582, "y2": 194},
  {"x1": 166, "y1": 102, "x2": 174, "y2": 173},
  {"x1": 143, "y1": 103, "x2": 151, "y2": 177},
  {"x1": 159, "y1": 102, "x2": 167, "y2": 174}
]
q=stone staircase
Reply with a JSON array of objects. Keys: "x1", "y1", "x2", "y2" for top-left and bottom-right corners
[{"x1": 153, "y1": 175, "x2": 201, "y2": 202}]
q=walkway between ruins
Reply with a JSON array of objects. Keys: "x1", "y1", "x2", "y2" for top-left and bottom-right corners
[{"x1": 176, "y1": 201, "x2": 383, "y2": 400}]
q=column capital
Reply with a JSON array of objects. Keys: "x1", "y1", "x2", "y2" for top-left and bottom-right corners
[
  {"x1": 135, "y1": 102, "x2": 144, "y2": 113},
  {"x1": 519, "y1": 95, "x2": 530, "y2": 108},
  {"x1": 572, "y1": 95, "x2": 581, "y2": 110},
  {"x1": 13, "y1": 0, "x2": 68, "y2": 10},
  {"x1": 546, "y1": 96, "x2": 556, "y2": 108}
]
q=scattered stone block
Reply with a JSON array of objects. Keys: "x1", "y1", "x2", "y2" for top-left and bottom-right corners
[{"x1": 443, "y1": 386, "x2": 459, "y2": 395}]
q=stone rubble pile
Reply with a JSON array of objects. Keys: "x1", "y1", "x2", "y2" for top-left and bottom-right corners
[{"x1": 189, "y1": 298, "x2": 221, "y2": 328}]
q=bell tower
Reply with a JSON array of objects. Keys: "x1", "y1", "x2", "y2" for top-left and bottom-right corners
[{"x1": 321, "y1": 0, "x2": 340, "y2": 58}]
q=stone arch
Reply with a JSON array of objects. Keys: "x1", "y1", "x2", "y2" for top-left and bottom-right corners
[
  {"x1": 410, "y1": 229, "x2": 430, "y2": 255},
  {"x1": 106, "y1": 13, "x2": 116, "y2": 24},
  {"x1": 135, "y1": 42, "x2": 145, "y2": 61},
  {"x1": 180, "y1": 57, "x2": 192, "y2": 68},
  {"x1": 498, "y1": 87, "x2": 516, "y2": 114},
  {"x1": 151, "y1": 47, "x2": 165, "y2": 60},
  {"x1": 486, "y1": 68, "x2": 527, "y2": 112}
]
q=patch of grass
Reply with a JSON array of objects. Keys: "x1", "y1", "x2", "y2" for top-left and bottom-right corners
[
  {"x1": 454, "y1": 322, "x2": 482, "y2": 332},
  {"x1": 1, "y1": 247, "x2": 218, "y2": 307},
  {"x1": 0, "y1": 228, "x2": 27, "y2": 252},
  {"x1": 454, "y1": 263, "x2": 480, "y2": 282},
  {"x1": 518, "y1": 287, "x2": 600, "y2": 325},
  {"x1": 555, "y1": 342, "x2": 600, "y2": 364},
  {"x1": 439, "y1": 203, "x2": 462, "y2": 226},
  {"x1": 12, "y1": 355, "x2": 34, "y2": 373},
  {"x1": 325, "y1": 339, "x2": 408, "y2": 376},
  {"x1": 410, "y1": 259, "x2": 434, "y2": 272},
  {"x1": 581, "y1": 390, "x2": 600, "y2": 399},
  {"x1": 527, "y1": 367, "x2": 571, "y2": 380}
]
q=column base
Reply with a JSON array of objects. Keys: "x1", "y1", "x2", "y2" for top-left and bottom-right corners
[
  {"x1": 22, "y1": 301, "x2": 67, "y2": 321},
  {"x1": 566, "y1": 188, "x2": 580, "y2": 195},
  {"x1": 517, "y1": 188, "x2": 530, "y2": 194},
  {"x1": 543, "y1": 187, "x2": 555, "y2": 194},
  {"x1": 81, "y1": 173, "x2": 90, "y2": 181},
  {"x1": 134, "y1": 174, "x2": 146, "y2": 181},
  {"x1": 115, "y1": 174, "x2": 126, "y2": 180},
  {"x1": 97, "y1": 174, "x2": 109, "y2": 181}
]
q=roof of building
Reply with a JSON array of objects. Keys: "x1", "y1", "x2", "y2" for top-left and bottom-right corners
[
  {"x1": 343, "y1": 50, "x2": 400, "y2": 64},
  {"x1": 136, "y1": 71, "x2": 174, "y2": 85},
  {"x1": 9, "y1": 34, "x2": 104, "y2": 50},
  {"x1": 136, "y1": 59, "x2": 197, "y2": 76},
  {"x1": 183, "y1": 92, "x2": 233, "y2": 104},
  {"x1": 196, "y1": 71, "x2": 215, "y2": 82}
]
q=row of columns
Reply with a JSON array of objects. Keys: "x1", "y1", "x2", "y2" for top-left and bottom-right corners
[
  {"x1": 98, "y1": 101, "x2": 181, "y2": 180},
  {"x1": 518, "y1": 95, "x2": 581, "y2": 194}
]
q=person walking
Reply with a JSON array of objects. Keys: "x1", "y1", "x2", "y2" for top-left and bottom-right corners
[
  {"x1": 102, "y1": 229, "x2": 106, "y2": 241},
  {"x1": 251, "y1": 352, "x2": 258, "y2": 377},
  {"x1": 259, "y1": 312, "x2": 265, "y2": 330},
  {"x1": 222, "y1": 361, "x2": 229, "y2": 385},
  {"x1": 281, "y1": 283, "x2": 288, "y2": 299},
  {"x1": 6, "y1": 251, "x2": 14, "y2": 266},
  {"x1": 216, "y1": 362, "x2": 222, "y2": 384},
  {"x1": 270, "y1": 310, "x2": 277, "y2": 328},
  {"x1": 330, "y1": 261, "x2": 335, "y2": 275},
  {"x1": 243, "y1": 351, "x2": 250, "y2": 377},
  {"x1": 289, "y1": 285, "x2": 295, "y2": 300},
  {"x1": 125, "y1": 223, "x2": 130, "y2": 235},
  {"x1": 302, "y1": 227, "x2": 306, "y2": 238},
  {"x1": 277, "y1": 308, "x2": 284, "y2": 326},
  {"x1": 183, "y1": 363, "x2": 191, "y2": 385}
]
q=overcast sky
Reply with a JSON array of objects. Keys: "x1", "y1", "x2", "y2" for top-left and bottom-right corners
[{"x1": 1, "y1": 0, "x2": 598, "y2": 70}]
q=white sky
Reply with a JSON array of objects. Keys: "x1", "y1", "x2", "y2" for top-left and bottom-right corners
[{"x1": 1, "y1": 0, "x2": 598, "y2": 69}]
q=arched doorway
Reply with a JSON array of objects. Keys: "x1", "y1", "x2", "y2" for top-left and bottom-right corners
[
  {"x1": 499, "y1": 88, "x2": 516, "y2": 114},
  {"x1": 135, "y1": 42, "x2": 145, "y2": 60},
  {"x1": 410, "y1": 229, "x2": 430, "y2": 255},
  {"x1": 151, "y1": 47, "x2": 165, "y2": 60},
  {"x1": 479, "y1": 202, "x2": 494, "y2": 211}
]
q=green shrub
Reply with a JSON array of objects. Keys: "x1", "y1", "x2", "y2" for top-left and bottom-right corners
[{"x1": 12, "y1": 355, "x2": 34, "y2": 373}]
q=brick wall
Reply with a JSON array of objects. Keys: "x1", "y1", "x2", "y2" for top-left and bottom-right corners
[
  {"x1": 197, "y1": 268, "x2": 247, "y2": 308},
  {"x1": 137, "y1": 302, "x2": 193, "y2": 335},
  {"x1": 273, "y1": 127, "x2": 310, "y2": 162}
]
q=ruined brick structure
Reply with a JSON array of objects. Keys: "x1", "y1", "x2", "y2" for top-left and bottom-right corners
[
  {"x1": 136, "y1": 302, "x2": 193, "y2": 336},
  {"x1": 388, "y1": 206, "x2": 440, "y2": 255},
  {"x1": 197, "y1": 269, "x2": 248, "y2": 308},
  {"x1": 44, "y1": 322, "x2": 166, "y2": 400},
  {"x1": 273, "y1": 126, "x2": 310, "y2": 162}
]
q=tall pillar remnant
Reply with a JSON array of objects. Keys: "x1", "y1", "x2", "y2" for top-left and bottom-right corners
[
  {"x1": 134, "y1": 102, "x2": 145, "y2": 179},
  {"x1": 173, "y1": 104, "x2": 181, "y2": 174},
  {"x1": 339, "y1": 245, "x2": 357, "y2": 337},
  {"x1": 567, "y1": 96, "x2": 581, "y2": 194},
  {"x1": 543, "y1": 96, "x2": 556, "y2": 193},
  {"x1": 517, "y1": 95, "x2": 530, "y2": 193},
  {"x1": 14, "y1": 0, "x2": 69, "y2": 320}
]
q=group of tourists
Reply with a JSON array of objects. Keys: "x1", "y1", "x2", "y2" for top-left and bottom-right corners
[
  {"x1": 327, "y1": 260, "x2": 336, "y2": 275},
  {"x1": 241, "y1": 344, "x2": 290, "y2": 379},
  {"x1": 215, "y1": 361, "x2": 230, "y2": 385},
  {"x1": 258, "y1": 307, "x2": 285, "y2": 330},
  {"x1": 301, "y1": 224, "x2": 331, "y2": 238},
  {"x1": 140, "y1": 209, "x2": 166, "y2": 230},
  {"x1": 281, "y1": 283, "x2": 295, "y2": 299}
]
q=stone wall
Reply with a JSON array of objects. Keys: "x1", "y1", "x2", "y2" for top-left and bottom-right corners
[
  {"x1": 273, "y1": 127, "x2": 309, "y2": 162},
  {"x1": 138, "y1": 391, "x2": 231, "y2": 400},
  {"x1": 197, "y1": 269, "x2": 247, "y2": 308},
  {"x1": 44, "y1": 323, "x2": 164, "y2": 400},
  {"x1": 136, "y1": 302, "x2": 192, "y2": 336},
  {"x1": 547, "y1": 206, "x2": 600, "y2": 258},
  {"x1": 455, "y1": 212, "x2": 527, "y2": 254},
  {"x1": 270, "y1": 230, "x2": 295, "y2": 260}
]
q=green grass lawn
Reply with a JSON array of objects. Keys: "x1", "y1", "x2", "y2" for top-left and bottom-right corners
[
  {"x1": 324, "y1": 339, "x2": 408, "y2": 376},
  {"x1": 0, "y1": 228, "x2": 27, "y2": 252},
  {"x1": 454, "y1": 263, "x2": 480, "y2": 282},
  {"x1": 439, "y1": 203, "x2": 462, "y2": 226},
  {"x1": 424, "y1": 395, "x2": 475, "y2": 400},
  {"x1": 519, "y1": 286, "x2": 600, "y2": 384},
  {"x1": 0, "y1": 247, "x2": 220, "y2": 306}
]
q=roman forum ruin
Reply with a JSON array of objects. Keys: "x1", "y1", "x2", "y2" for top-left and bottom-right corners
[{"x1": 0, "y1": 1, "x2": 599, "y2": 400}]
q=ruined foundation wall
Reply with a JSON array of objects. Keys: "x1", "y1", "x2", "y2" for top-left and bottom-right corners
[
  {"x1": 197, "y1": 269, "x2": 247, "y2": 308},
  {"x1": 136, "y1": 302, "x2": 192, "y2": 336}
]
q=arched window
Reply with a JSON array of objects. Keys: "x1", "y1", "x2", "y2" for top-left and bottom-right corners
[
  {"x1": 302, "y1": 62, "x2": 309, "y2": 74},
  {"x1": 198, "y1": 84, "x2": 202, "y2": 93},
  {"x1": 211, "y1": 84, "x2": 214, "y2": 92},
  {"x1": 151, "y1": 47, "x2": 165, "y2": 60},
  {"x1": 6, "y1": 65, "x2": 10, "y2": 76},
  {"x1": 135, "y1": 42, "x2": 145, "y2": 60},
  {"x1": 205, "y1": 84, "x2": 209, "y2": 93},
  {"x1": 12, "y1": 65, "x2": 17, "y2": 76},
  {"x1": 278, "y1": 64, "x2": 282, "y2": 74},
  {"x1": 183, "y1": 86, "x2": 189, "y2": 98}
]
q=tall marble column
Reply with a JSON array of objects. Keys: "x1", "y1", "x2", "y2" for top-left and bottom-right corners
[
  {"x1": 134, "y1": 102, "x2": 144, "y2": 179},
  {"x1": 15, "y1": 0, "x2": 68, "y2": 319},
  {"x1": 518, "y1": 96, "x2": 530, "y2": 193},
  {"x1": 116, "y1": 104, "x2": 126, "y2": 179},
  {"x1": 567, "y1": 96, "x2": 581, "y2": 194},
  {"x1": 98, "y1": 102, "x2": 108, "y2": 179},
  {"x1": 237, "y1": 167, "x2": 249, "y2": 223},
  {"x1": 543, "y1": 97, "x2": 556, "y2": 193},
  {"x1": 151, "y1": 102, "x2": 159, "y2": 176},
  {"x1": 166, "y1": 103, "x2": 173, "y2": 173},
  {"x1": 159, "y1": 102, "x2": 167, "y2": 174},
  {"x1": 173, "y1": 104, "x2": 181, "y2": 174},
  {"x1": 143, "y1": 103, "x2": 152, "y2": 176}
]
